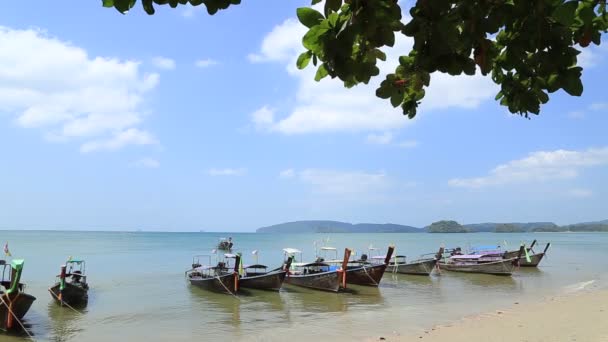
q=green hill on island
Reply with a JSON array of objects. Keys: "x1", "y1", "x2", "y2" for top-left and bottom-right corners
[
  {"x1": 255, "y1": 220, "x2": 423, "y2": 233},
  {"x1": 255, "y1": 219, "x2": 608, "y2": 233},
  {"x1": 426, "y1": 220, "x2": 469, "y2": 233}
]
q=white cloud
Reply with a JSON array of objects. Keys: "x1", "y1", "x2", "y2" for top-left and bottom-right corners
[
  {"x1": 449, "y1": 147, "x2": 608, "y2": 188},
  {"x1": 80, "y1": 128, "x2": 158, "y2": 153},
  {"x1": 251, "y1": 106, "x2": 275, "y2": 130},
  {"x1": 207, "y1": 168, "x2": 246, "y2": 176},
  {"x1": 247, "y1": 18, "x2": 305, "y2": 63},
  {"x1": 279, "y1": 168, "x2": 295, "y2": 179},
  {"x1": 151, "y1": 56, "x2": 176, "y2": 70},
  {"x1": 567, "y1": 111, "x2": 585, "y2": 119},
  {"x1": 568, "y1": 188, "x2": 593, "y2": 198},
  {"x1": 131, "y1": 157, "x2": 160, "y2": 169},
  {"x1": 589, "y1": 102, "x2": 608, "y2": 111},
  {"x1": 0, "y1": 26, "x2": 159, "y2": 152},
  {"x1": 195, "y1": 59, "x2": 218, "y2": 68},
  {"x1": 366, "y1": 132, "x2": 418, "y2": 148},
  {"x1": 249, "y1": 17, "x2": 496, "y2": 135},
  {"x1": 285, "y1": 168, "x2": 389, "y2": 196},
  {"x1": 366, "y1": 132, "x2": 394, "y2": 145}
]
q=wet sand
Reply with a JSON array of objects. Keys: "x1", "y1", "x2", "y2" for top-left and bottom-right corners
[{"x1": 371, "y1": 288, "x2": 608, "y2": 342}]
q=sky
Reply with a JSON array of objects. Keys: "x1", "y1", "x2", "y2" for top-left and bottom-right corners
[{"x1": 0, "y1": 1, "x2": 607, "y2": 231}]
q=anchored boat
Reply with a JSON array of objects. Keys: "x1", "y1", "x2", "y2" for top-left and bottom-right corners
[
  {"x1": 284, "y1": 248, "x2": 351, "y2": 292},
  {"x1": 437, "y1": 246, "x2": 524, "y2": 276},
  {"x1": 226, "y1": 252, "x2": 290, "y2": 291},
  {"x1": 0, "y1": 259, "x2": 36, "y2": 332},
  {"x1": 217, "y1": 237, "x2": 234, "y2": 251},
  {"x1": 323, "y1": 246, "x2": 394, "y2": 286},
  {"x1": 379, "y1": 247, "x2": 444, "y2": 276},
  {"x1": 186, "y1": 254, "x2": 241, "y2": 295},
  {"x1": 503, "y1": 240, "x2": 551, "y2": 267},
  {"x1": 49, "y1": 259, "x2": 89, "y2": 307}
]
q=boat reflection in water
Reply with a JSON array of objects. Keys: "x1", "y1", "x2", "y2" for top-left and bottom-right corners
[{"x1": 279, "y1": 284, "x2": 384, "y2": 314}]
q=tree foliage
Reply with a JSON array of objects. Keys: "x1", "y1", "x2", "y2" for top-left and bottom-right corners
[
  {"x1": 427, "y1": 220, "x2": 468, "y2": 233},
  {"x1": 494, "y1": 223, "x2": 524, "y2": 233},
  {"x1": 103, "y1": 0, "x2": 608, "y2": 118}
]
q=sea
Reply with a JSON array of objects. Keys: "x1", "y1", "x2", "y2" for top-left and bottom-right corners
[{"x1": 1, "y1": 231, "x2": 607, "y2": 341}]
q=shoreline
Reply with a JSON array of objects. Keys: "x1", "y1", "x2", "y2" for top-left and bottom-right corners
[{"x1": 370, "y1": 285, "x2": 608, "y2": 342}]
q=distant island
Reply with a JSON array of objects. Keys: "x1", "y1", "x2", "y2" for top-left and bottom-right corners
[{"x1": 255, "y1": 219, "x2": 608, "y2": 233}]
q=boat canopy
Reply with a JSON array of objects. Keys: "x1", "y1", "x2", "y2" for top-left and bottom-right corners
[
  {"x1": 470, "y1": 245, "x2": 501, "y2": 251},
  {"x1": 370, "y1": 255, "x2": 387, "y2": 260},
  {"x1": 67, "y1": 259, "x2": 85, "y2": 264},
  {"x1": 320, "y1": 247, "x2": 336, "y2": 251},
  {"x1": 224, "y1": 253, "x2": 237, "y2": 258},
  {"x1": 301, "y1": 262, "x2": 330, "y2": 267},
  {"x1": 283, "y1": 248, "x2": 302, "y2": 254},
  {"x1": 450, "y1": 254, "x2": 484, "y2": 260},
  {"x1": 244, "y1": 264, "x2": 267, "y2": 269}
]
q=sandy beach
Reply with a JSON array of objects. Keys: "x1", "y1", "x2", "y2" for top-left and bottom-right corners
[{"x1": 372, "y1": 287, "x2": 608, "y2": 342}]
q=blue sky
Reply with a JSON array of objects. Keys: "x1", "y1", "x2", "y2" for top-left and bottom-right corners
[{"x1": 0, "y1": 1, "x2": 607, "y2": 231}]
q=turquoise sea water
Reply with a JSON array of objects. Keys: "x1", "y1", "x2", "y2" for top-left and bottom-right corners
[{"x1": 1, "y1": 231, "x2": 607, "y2": 341}]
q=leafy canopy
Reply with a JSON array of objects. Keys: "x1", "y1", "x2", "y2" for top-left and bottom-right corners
[{"x1": 103, "y1": 0, "x2": 608, "y2": 119}]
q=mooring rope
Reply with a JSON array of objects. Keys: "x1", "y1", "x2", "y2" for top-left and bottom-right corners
[
  {"x1": 215, "y1": 274, "x2": 240, "y2": 300},
  {"x1": 359, "y1": 264, "x2": 378, "y2": 286},
  {"x1": 47, "y1": 289, "x2": 83, "y2": 315},
  {"x1": 0, "y1": 295, "x2": 35, "y2": 341}
]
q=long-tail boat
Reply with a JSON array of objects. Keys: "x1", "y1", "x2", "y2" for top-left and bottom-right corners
[
  {"x1": 379, "y1": 247, "x2": 444, "y2": 275},
  {"x1": 503, "y1": 240, "x2": 550, "y2": 267},
  {"x1": 186, "y1": 254, "x2": 241, "y2": 295},
  {"x1": 49, "y1": 259, "x2": 89, "y2": 307},
  {"x1": 284, "y1": 248, "x2": 351, "y2": 292},
  {"x1": 324, "y1": 246, "x2": 394, "y2": 286},
  {"x1": 437, "y1": 246, "x2": 524, "y2": 276},
  {"x1": 0, "y1": 259, "x2": 36, "y2": 331},
  {"x1": 227, "y1": 252, "x2": 291, "y2": 291}
]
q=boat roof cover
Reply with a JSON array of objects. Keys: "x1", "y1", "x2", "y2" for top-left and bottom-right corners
[
  {"x1": 283, "y1": 248, "x2": 302, "y2": 254},
  {"x1": 370, "y1": 255, "x2": 387, "y2": 260},
  {"x1": 244, "y1": 264, "x2": 267, "y2": 269},
  {"x1": 320, "y1": 247, "x2": 336, "y2": 251},
  {"x1": 470, "y1": 245, "x2": 501, "y2": 251},
  {"x1": 67, "y1": 259, "x2": 85, "y2": 264},
  {"x1": 450, "y1": 254, "x2": 489, "y2": 260},
  {"x1": 224, "y1": 253, "x2": 237, "y2": 258},
  {"x1": 11, "y1": 259, "x2": 24, "y2": 270},
  {"x1": 301, "y1": 262, "x2": 330, "y2": 267}
]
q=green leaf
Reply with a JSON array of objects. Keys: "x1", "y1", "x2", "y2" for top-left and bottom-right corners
[
  {"x1": 324, "y1": 0, "x2": 341, "y2": 16},
  {"x1": 314, "y1": 64, "x2": 329, "y2": 81},
  {"x1": 311, "y1": 0, "x2": 322, "y2": 4},
  {"x1": 142, "y1": 0, "x2": 155, "y2": 14},
  {"x1": 376, "y1": 84, "x2": 393, "y2": 99},
  {"x1": 390, "y1": 92, "x2": 403, "y2": 107},
  {"x1": 297, "y1": 51, "x2": 312, "y2": 70},
  {"x1": 562, "y1": 73, "x2": 583, "y2": 96},
  {"x1": 297, "y1": 7, "x2": 324, "y2": 28},
  {"x1": 102, "y1": 0, "x2": 114, "y2": 8},
  {"x1": 553, "y1": 1, "x2": 578, "y2": 27}
]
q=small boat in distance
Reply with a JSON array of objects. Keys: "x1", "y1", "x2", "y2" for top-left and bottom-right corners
[
  {"x1": 186, "y1": 254, "x2": 241, "y2": 295},
  {"x1": 377, "y1": 247, "x2": 444, "y2": 276},
  {"x1": 284, "y1": 248, "x2": 351, "y2": 292},
  {"x1": 49, "y1": 259, "x2": 89, "y2": 307},
  {"x1": 0, "y1": 259, "x2": 36, "y2": 331},
  {"x1": 217, "y1": 237, "x2": 234, "y2": 251},
  {"x1": 437, "y1": 246, "x2": 524, "y2": 276},
  {"x1": 226, "y1": 251, "x2": 291, "y2": 291}
]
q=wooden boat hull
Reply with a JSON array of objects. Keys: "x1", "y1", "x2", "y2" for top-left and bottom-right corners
[
  {"x1": 0, "y1": 292, "x2": 36, "y2": 331},
  {"x1": 285, "y1": 271, "x2": 342, "y2": 292},
  {"x1": 503, "y1": 250, "x2": 545, "y2": 267},
  {"x1": 239, "y1": 271, "x2": 287, "y2": 291},
  {"x1": 387, "y1": 258, "x2": 437, "y2": 275},
  {"x1": 345, "y1": 264, "x2": 386, "y2": 286},
  {"x1": 438, "y1": 258, "x2": 515, "y2": 275},
  {"x1": 49, "y1": 282, "x2": 88, "y2": 306},
  {"x1": 189, "y1": 273, "x2": 238, "y2": 294}
]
